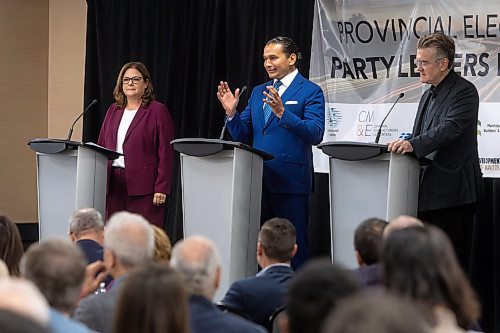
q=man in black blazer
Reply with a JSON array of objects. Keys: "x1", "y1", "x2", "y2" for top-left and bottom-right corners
[
  {"x1": 388, "y1": 33, "x2": 483, "y2": 273},
  {"x1": 220, "y1": 218, "x2": 297, "y2": 328}
]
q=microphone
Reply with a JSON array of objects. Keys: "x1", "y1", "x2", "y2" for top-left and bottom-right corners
[
  {"x1": 219, "y1": 86, "x2": 247, "y2": 140},
  {"x1": 66, "y1": 99, "x2": 98, "y2": 141},
  {"x1": 374, "y1": 93, "x2": 404, "y2": 144}
]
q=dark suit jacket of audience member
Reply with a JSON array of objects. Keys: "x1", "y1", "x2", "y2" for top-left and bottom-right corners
[
  {"x1": 76, "y1": 239, "x2": 112, "y2": 287},
  {"x1": 76, "y1": 239, "x2": 103, "y2": 264},
  {"x1": 72, "y1": 278, "x2": 126, "y2": 333},
  {"x1": 352, "y1": 264, "x2": 381, "y2": 288},
  {"x1": 220, "y1": 265, "x2": 294, "y2": 328},
  {"x1": 189, "y1": 295, "x2": 267, "y2": 333}
]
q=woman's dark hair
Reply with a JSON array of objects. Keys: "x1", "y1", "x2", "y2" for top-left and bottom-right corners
[
  {"x1": 0, "y1": 216, "x2": 24, "y2": 276},
  {"x1": 113, "y1": 62, "x2": 155, "y2": 108},
  {"x1": 113, "y1": 263, "x2": 189, "y2": 333},
  {"x1": 382, "y1": 225, "x2": 480, "y2": 329}
]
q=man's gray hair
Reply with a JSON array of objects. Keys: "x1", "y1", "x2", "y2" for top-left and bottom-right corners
[
  {"x1": 69, "y1": 208, "x2": 104, "y2": 237},
  {"x1": 104, "y1": 211, "x2": 155, "y2": 268},
  {"x1": 170, "y1": 236, "x2": 221, "y2": 299},
  {"x1": 20, "y1": 239, "x2": 86, "y2": 312}
]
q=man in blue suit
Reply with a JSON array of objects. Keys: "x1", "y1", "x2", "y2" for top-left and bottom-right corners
[
  {"x1": 220, "y1": 218, "x2": 296, "y2": 329},
  {"x1": 217, "y1": 36, "x2": 325, "y2": 268}
]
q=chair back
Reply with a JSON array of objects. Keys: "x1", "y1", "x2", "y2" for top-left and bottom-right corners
[{"x1": 268, "y1": 306, "x2": 286, "y2": 333}]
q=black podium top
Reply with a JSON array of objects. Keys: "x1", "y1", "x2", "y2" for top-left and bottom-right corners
[
  {"x1": 28, "y1": 138, "x2": 121, "y2": 160},
  {"x1": 318, "y1": 141, "x2": 389, "y2": 161},
  {"x1": 171, "y1": 138, "x2": 274, "y2": 160}
]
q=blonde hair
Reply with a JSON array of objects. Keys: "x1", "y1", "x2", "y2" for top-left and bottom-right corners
[{"x1": 152, "y1": 225, "x2": 172, "y2": 263}]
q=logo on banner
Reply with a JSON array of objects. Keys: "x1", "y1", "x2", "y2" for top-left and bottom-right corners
[
  {"x1": 356, "y1": 109, "x2": 375, "y2": 137},
  {"x1": 327, "y1": 106, "x2": 342, "y2": 128}
]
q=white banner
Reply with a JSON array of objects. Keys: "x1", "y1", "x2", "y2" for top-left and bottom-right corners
[{"x1": 310, "y1": 0, "x2": 500, "y2": 177}]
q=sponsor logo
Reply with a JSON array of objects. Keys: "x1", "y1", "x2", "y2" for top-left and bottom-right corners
[{"x1": 327, "y1": 106, "x2": 342, "y2": 128}]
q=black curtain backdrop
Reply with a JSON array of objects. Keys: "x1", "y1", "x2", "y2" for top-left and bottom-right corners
[{"x1": 82, "y1": 1, "x2": 500, "y2": 331}]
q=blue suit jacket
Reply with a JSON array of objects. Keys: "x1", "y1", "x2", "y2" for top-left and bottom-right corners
[
  {"x1": 76, "y1": 239, "x2": 103, "y2": 264},
  {"x1": 220, "y1": 265, "x2": 294, "y2": 328},
  {"x1": 189, "y1": 295, "x2": 266, "y2": 333},
  {"x1": 227, "y1": 73, "x2": 325, "y2": 194}
]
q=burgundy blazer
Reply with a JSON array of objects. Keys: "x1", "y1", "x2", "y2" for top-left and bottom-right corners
[{"x1": 98, "y1": 101, "x2": 174, "y2": 196}]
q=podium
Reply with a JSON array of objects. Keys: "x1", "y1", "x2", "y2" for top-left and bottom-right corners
[
  {"x1": 318, "y1": 141, "x2": 419, "y2": 268},
  {"x1": 28, "y1": 139, "x2": 120, "y2": 240},
  {"x1": 172, "y1": 138, "x2": 272, "y2": 301}
]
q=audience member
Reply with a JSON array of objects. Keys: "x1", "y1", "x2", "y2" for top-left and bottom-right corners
[
  {"x1": 113, "y1": 262, "x2": 189, "y2": 333},
  {"x1": 279, "y1": 258, "x2": 360, "y2": 333},
  {"x1": 20, "y1": 239, "x2": 98, "y2": 333},
  {"x1": 354, "y1": 217, "x2": 387, "y2": 266},
  {"x1": 0, "y1": 278, "x2": 50, "y2": 327},
  {"x1": 73, "y1": 211, "x2": 155, "y2": 333},
  {"x1": 322, "y1": 291, "x2": 430, "y2": 333},
  {"x1": 152, "y1": 224, "x2": 172, "y2": 263},
  {"x1": 171, "y1": 235, "x2": 266, "y2": 333},
  {"x1": 383, "y1": 215, "x2": 424, "y2": 238},
  {"x1": 352, "y1": 217, "x2": 387, "y2": 287},
  {"x1": 382, "y1": 225, "x2": 480, "y2": 332},
  {"x1": 220, "y1": 217, "x2": 296, "y2": 328},
  {"x1": 69, "y1": 208, "x2": 105, "y2": 264},
  {"x1": 0, "y1": 215, "x2": 24, "y2": 276}
]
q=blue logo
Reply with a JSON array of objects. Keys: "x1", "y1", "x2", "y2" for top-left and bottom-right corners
[
  {"x1": 327, "y1": 107, "x2": 342, "y2": 128},
  {"x1": 399, "y1": 132, "x2": 412, "y2": 139}
]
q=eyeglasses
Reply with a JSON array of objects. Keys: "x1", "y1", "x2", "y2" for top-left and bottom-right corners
[
  {"x1": 122, "y1": 76, "x2": 143, "y2": 85},
  {"x1": 413, "y1": 58, "x2": 443, "y2": 68}
]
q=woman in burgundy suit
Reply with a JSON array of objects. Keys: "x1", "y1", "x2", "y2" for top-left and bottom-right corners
[{"x1": 98, "y1": 62, "x2": 174, "y2": 227}]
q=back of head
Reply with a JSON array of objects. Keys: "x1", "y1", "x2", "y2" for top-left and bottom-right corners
[
  {"x1": 0, "y1": 278, "x2": 50, "y2": 327},
  {"x1": 383, "y1": 215, "x2": 423, "y2": 238},
  {"x1": 68, "y1": 208, "x2": 104, "y2": 239},
  {"x1": 0, "y1": 216, "x2": 24, "y2": 276},
  {"x1": 20, "y1": 239, "x2": 87, "y2": 312},
  {"x1": 382, "y1": 225, "x2": 480, "y2": 328},
  {"x1": 259, "y1": 217, "x2": 296, "y2": 262},
  {"x1": 170, "y1": 236, "x2": 221, "y2": 300},
  {"x1": 287, "y1": 259, "x2": 359, "y2": 333},
  {"x1": 104, "y1": 211, "x2": 155, "y2": 269},
  {"x1": 152, "y1": 225, "x2": 172, "y2": 263},
  {"x1": 114, "y1": 263, "x2": 189, "y2": 333},
  {"x1": 322, "y1": 291, "x2": 430, "y2": 333},
  {"x1": 354, "y1": 217, "x2": 387, "y2": 265}
]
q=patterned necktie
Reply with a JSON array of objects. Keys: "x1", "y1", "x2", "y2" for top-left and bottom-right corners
[{"x1": 263, "y1": 80, "x2": 283, "y2": 123}]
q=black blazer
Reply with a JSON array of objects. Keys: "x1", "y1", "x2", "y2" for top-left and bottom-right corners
[{"x1": 409, "y1": 70, "x2": 483, "y2": 211}]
